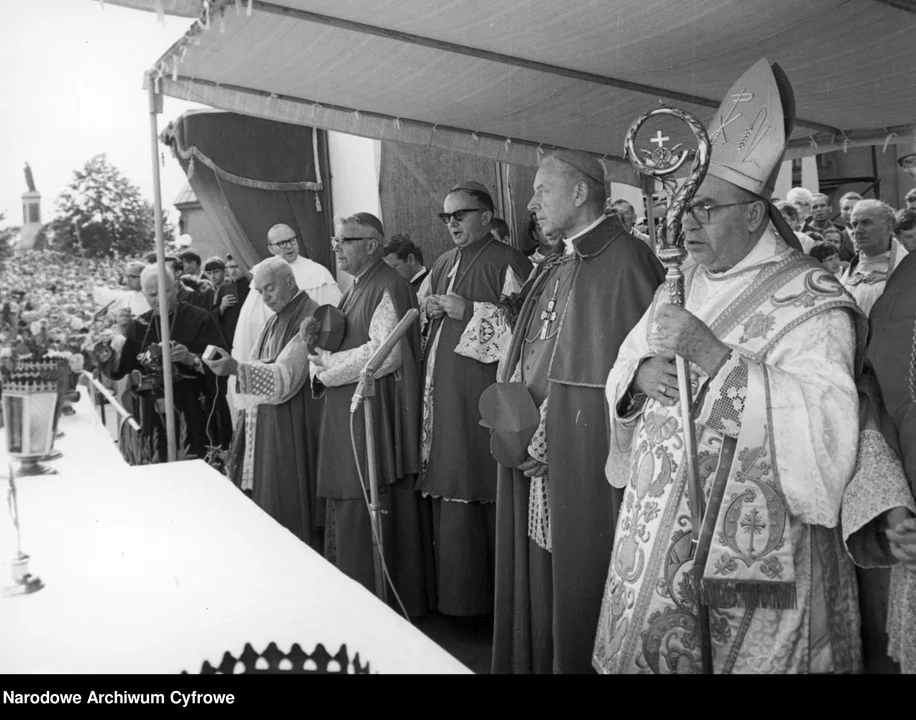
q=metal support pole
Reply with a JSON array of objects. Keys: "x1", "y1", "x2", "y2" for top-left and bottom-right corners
[
  {"x1": 361, "y1": 371, "x2": 387, "y2": 603},
  {"x1": 147, "y1": 76, "x2": 177, "y2": 462}
]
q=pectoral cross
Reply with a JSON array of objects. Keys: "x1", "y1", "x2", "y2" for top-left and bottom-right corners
[{"x1": 538, "y1": 279, "x2": 560, "y2": 340}]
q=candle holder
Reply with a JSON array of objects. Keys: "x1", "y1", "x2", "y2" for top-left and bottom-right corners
[{"x1": 2, "y1": 462, "x2": 44, "y2": 597}]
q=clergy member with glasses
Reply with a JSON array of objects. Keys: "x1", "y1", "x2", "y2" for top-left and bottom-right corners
[
  {"x1": 230, "y1": 223, "x2": 341, "y2": 386},
  {"x1": 311, "y1": 212, "x2": 436, "y2": 618},
  {"x1": 418, "y1": 181, "x2": 531, "y2": 619},
  {"x1": 228, "y1": 223, "x2": 341, "y2": 430}
]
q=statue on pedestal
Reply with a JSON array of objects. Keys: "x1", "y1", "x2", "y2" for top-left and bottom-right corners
[{"x1": 24, "y1": 163, "x2": 36, "y2": 193}]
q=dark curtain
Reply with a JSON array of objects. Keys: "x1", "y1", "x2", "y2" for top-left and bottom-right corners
[
  {"x1": 161, "y1": 111, "x2": 334, "y2": 274},
  {"x1": 505, "y1": 164, "x2": 538, "y2": 255},
  {"x1": 379, "y1": 142, "x2": 500, "y2": 268}
]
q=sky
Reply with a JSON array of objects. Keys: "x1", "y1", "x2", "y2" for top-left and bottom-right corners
[{"x1": 0, "y1": 0, "x2": 205, "y2": 230}]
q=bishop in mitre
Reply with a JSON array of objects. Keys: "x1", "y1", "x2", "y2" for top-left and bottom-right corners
[{"x1": 593, "y1": 60, "x2": 868, "y2": 674}]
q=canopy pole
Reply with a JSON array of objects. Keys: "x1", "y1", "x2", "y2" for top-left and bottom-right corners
[{"x1": 147, "y1": 76, "x2": 178, "y2": 463}]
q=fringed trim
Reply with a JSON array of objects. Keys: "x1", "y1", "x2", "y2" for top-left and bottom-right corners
[
  {"x1": 172, "y1": 142, "x2": 323, "y2": 193},
  {"x1": 700, "y1": 578, "x2": 797, "y2": 611}
]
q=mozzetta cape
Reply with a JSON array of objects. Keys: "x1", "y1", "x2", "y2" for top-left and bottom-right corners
[
  {"x1": 493, "y1": 214, "x2": 664, "y2": 674},
  {"x1": 595, "y1": 232, "x2": 867, "y2": 674},
  {"x1": 419, "y1": 236, "x2": 532, "y2": 502},
  {"x1": 314, "y1": 260, "x2": 422, "y2": 501},
  {"x1": 228, "y1": 291, "x2": 325, "y2": 548}
]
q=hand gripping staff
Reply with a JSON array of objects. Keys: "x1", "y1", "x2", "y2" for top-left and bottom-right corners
[{"x1": 624, "y1": 107, "x2": 713, "y2": 674}]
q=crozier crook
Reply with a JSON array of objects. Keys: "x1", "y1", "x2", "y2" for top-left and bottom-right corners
[{"x1": 623, "y1": 105, "x2": 713, "y2": 674}]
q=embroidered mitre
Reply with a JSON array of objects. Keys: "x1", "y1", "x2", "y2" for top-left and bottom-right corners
[{"x1": 706, "y1": 59, "x2": 795, "y2": 201}]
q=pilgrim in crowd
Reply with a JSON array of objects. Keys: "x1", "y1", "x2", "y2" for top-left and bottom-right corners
[
  {"x1": 840, "y1": 200, "x2": 908, "y2": 317},
  {"x1": 7, "y1": 55, "x2": 916, "y2": 678}
]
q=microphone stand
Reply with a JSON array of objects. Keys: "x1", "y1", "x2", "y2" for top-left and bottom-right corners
[{"x1": 349, "y1": 309, "x2": 419, "y2": 603}]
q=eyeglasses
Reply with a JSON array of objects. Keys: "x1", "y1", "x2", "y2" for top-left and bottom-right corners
[
  {"x1": 331, "y1": 235, "x2": 374, "y2": 248},
  {"x1": 270, "y1": 238, "x2": 297, "y2": 249},
  {"x1": 686, "y1": 200, "x2": 757, "y2": 225},
  {"x1": 438, "y1": 208, "x2": 483, "y2": 224}
]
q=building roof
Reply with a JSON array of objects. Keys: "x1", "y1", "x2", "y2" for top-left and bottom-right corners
[{"x1": 173, "y1": 182, "x2": 198, "y2": 208}]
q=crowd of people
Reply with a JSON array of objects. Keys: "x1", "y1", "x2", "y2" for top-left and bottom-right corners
[
  {"x1": 0, "y1": 251, "x2": 125, "y2": 374},
  {"x1": 4, "y1": 57, "x2": 916, "y2": 676}
]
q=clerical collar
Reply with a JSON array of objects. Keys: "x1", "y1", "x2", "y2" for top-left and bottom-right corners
[
  {"x1": 854, "y1": 249, "x2": 891, "y2": 274},
  {"x1": 410, "y1": 267, "x2": 428, "y2": 283},
  {"x1": 352, "y1": 259, "x2": 384, "y2": 284},
  {"x1": 703, "y1": 230, "x2": 783, "y2": 280},
  {"x1": 562, "y1": 215, "x2": 606, "y2": 255},
  {"x1": 277, "y1": 290, "x2": 305, "y2": 315},
  {"x1": 458, "y1": 235, "x2": 491, "y2": 254}
]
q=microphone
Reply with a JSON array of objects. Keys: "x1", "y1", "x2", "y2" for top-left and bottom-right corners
[{"x1": 350, "y1": 308, "x2": 419, "y2": 413}]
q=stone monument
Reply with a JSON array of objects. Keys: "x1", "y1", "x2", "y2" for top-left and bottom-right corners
[{"x1": 18, "y1": 163, "x2": 42, "y2": 250}]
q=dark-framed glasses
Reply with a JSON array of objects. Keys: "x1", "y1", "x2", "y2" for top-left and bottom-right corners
[
  {"x1": 438, "y1": 208, "x2": 482, "y2": 224},
  {"x1": 331, "y1": 235, "x2": 374, "y2": 248},
  {"x1": 270, "y1": 238, "x2": 297, "y2": 249},
  {"x1": 686, "y1": 200, "x2": 757, "y2": 225}
]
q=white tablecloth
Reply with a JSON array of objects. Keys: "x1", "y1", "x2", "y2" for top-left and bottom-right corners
[{"x1": 0, "y1": 391, "x2": 470, "y2": 674}]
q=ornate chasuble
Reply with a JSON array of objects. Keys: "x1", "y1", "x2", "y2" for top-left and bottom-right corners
[
  {"x1": 595, "y1": 235, "x2": 866, "y2": 674},
  {"x1": 419, "y1": 237, "x2": 531, "y2": 502},
  {"x1": 316, "y1": 261, "x2": 421, "y2": 501}
]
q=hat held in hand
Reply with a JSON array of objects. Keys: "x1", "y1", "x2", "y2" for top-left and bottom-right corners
[
  {"x1": 313, "y1": 304, "x2": 345, "y2": 352},
  {"x1": 479, "y1": 382, "x2": 540, "y2": 467}
]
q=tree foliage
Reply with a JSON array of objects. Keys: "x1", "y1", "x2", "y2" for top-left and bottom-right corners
[
  {"x1": 0, "y1": 212, "x2": 19, "y2": 264},
  {"x1": 49, "y1": 153, "x2": 168, "y2": 259}
]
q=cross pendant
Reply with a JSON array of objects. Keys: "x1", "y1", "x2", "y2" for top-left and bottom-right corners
[
  {"x1": 539, "y1": 307, "x2": 557, "y2": 341},
  {"x1": 538, "y1": 279, "x2": 561, "y2": 341}
]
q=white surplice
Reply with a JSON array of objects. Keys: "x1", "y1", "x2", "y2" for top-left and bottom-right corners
[
  {"x1": 840, "y1": 238, "x2": 908, "y2": 317},
  {"x1": 594, "y1": 231, "x2": 865, "y2": 674}
]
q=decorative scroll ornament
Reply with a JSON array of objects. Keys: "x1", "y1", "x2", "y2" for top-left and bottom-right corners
[
  {"x1": 624, "y1": 105, "x2": 710, "y2": 288},
  {"x1": 187, "y1": 642, "x2": 373, "y2": 674}
]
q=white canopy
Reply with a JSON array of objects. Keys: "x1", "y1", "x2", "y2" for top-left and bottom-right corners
[{"x1": 110, "y1": 0, "x2": 916, "y2": 181}]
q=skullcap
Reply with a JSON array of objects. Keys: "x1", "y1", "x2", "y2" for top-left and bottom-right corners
[
  {"x1": 352, "y1": 212, "x2": 384, "y2": 237},
  {"x1": 449, "y1": 181, "x2": 494, "y2": 202},
  {"x1": 543, "y1": 149, "x2": 606, "y2": 185}
]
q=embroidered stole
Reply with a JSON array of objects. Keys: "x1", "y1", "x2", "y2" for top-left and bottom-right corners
[{"x1": 682, "y1": 255, "x2": 861, "y2": 609}]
